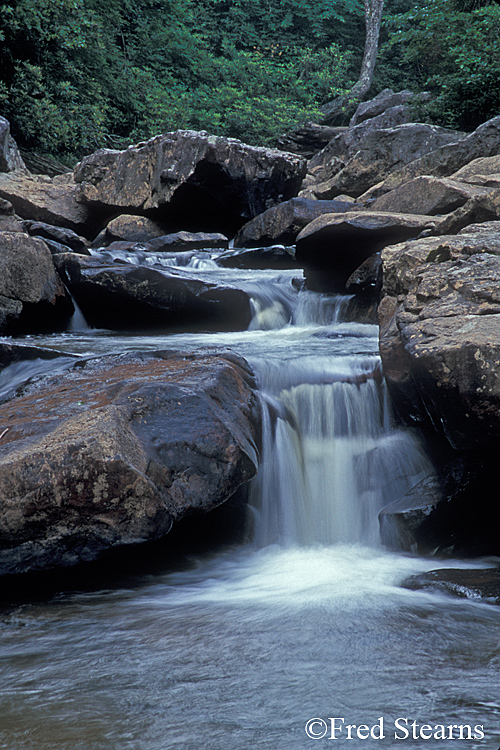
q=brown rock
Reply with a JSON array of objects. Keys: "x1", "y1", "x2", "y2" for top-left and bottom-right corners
[{"x1": 0, "y1": 351, "x2": 260, "y2": 575}]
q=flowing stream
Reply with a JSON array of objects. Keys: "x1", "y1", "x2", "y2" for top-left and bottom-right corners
[{"x1": 1, "y1": 251, "x2": 500, "y2": 750}]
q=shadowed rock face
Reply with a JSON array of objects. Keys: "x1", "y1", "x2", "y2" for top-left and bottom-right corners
[
  {"x1": 0, "y1": 350, "x2": 260, "y2": 576},
  {"x1": 295, "y1": 211, "x2": 436, "y2": 291},
  {"x1": 54, "y1": 252, "x2": 252, "y2": 332},
  {"x1": 73, "y1": 130, "x2": 306, "y2": 236}
]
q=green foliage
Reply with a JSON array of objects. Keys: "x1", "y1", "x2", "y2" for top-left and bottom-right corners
[
  {"x1": 382, "y1": 0, "x2": 500, "y2": 130},
  {"x1": 0, "y1": 0, "x2": 360, "y2": 160}
]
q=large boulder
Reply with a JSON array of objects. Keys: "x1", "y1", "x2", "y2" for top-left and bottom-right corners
[
  {"x1": 302, "y1": 121, "x2": 463, "y2": 200},
  {"x1": 0, "y1": 350, "x2": 260, "y2": 576},
  {"x1": 0, "y1": 232, "x2": 73, "y2": 334},
  {"x1": 74, "y1": 130, "x2": 306, "y2": 236},
  {"x1": 54, "y1": 253, "x2": 252, "y2": 332},
  {"x1": 0, "y1": 117, "x2": 27, "y2": 173},
  {"x1": 296, "y1": 211, "x2": 436, "y2": 291},
  {"x1": 378, "y1": 227, "x2": 500, "y2": 555},
  {"x1": 363, "y1": 114, "x2": 500, "y2": 200},
  {"x1": 349, "y1": 89, "x2": 423, "y2": 126},
  {"x1": 233, "y1": 197, "x2": 355, "y2": 248},
  {"x1": 0, "y1": 172, "x2": 92, "y2": 235},
  {"x1": 369, "y1": 176, "x2": 492, "y2": 216}
]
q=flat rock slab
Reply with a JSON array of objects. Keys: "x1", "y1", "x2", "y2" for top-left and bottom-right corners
[
  {"x1": 0, "y1": 350, "x2": 260, "y2": 576},
  {"x1": 54, "y1": 252, "x2": 252, "y2": 332},
  {"x1": 369, "y1": 176, "x2": 491, "y2": 216},
  {"x1": 402, "y1": 568, "x2": 500, "y2": 606},
  {"x1": 74, "y1": 130, "x2": 306, "y2": 236},
  {"x1": 0, "y1": 172, "x2": 91, "y2": 235},
  {"x1": 296, "y1": 211, "x2": 436, "y2": 291}
]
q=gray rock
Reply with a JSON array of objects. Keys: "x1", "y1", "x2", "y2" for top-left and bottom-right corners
[
  {"x1": 379, "y1": 475, "x2": 442, "y2": 553},
  {"x1": 369, "y1": 176, "x2": 491, "y2": 216},
  {"x1": 233, "y1": 197, "x2": 355, "y2": 248},
  {"x1": 0, "y1": 172, "x2": 91, "y2": 235},
  {"x1": 0, "y1": 232, "x2": 73, "y2": 334},
  {"x1": 0, "y1": 117, "x2": 27, "y2": 173},
  {"x1": 74, "y1": 130, "x2": 306, "y2": 236},
  {"x1": 364, "y1": 114, "x2": 500, "y2": 199},
  {"x1": 402, "y1": 568, "x2": 500, "y2": 605}
]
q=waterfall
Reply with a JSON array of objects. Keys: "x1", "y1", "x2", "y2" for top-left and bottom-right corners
[{"x1": 247, "y1": 291, "x2": 435, "y2": 549}]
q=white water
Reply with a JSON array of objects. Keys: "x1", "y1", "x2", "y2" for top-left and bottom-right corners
[{"x1": 2, "y1": 257, "x2": 500, "y2": 750}]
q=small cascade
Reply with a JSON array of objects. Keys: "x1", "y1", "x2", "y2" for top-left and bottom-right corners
[
  {"x1": 65, "y1": 288, "x2": 91, "y2": 332},
  {"x1": 248, "y1": 290, "x2": 435, "y2": 549}
]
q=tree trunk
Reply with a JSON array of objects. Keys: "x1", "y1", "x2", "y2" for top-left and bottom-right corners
[{"x1": 320, "y1": 0, "x2": 385, "y2": 124}]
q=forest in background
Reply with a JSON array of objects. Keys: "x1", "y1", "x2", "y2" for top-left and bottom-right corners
[{"x1": 0, "y1": 0, "x2": 499, "y2": 163}]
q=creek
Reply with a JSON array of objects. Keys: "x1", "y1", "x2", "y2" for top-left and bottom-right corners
[{"x1": 1, "y1": 249, "x2": 500, "y2": 749}]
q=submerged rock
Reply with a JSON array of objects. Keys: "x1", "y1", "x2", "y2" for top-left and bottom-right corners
[
  {"x1": 402, "y1": 568, "x2": 500, "y2": 606},
  {"x1": 54, "y1": 252, "x2": 252, "y2": 332},
  {"x1": 0, "y1": 350, "x2": 260, "y2": 576}
]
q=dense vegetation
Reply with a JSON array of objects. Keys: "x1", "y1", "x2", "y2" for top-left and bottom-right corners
[{"x1": 0, "y1": 0, "x2": 498, "y2": 162}]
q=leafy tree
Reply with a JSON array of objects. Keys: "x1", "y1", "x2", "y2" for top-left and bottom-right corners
[{"x1": 382, "y1": 0, "x2": 500, "y2": 130}]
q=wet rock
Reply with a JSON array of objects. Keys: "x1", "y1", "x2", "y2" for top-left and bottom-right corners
[
  {"x1": 0, "y1": 172, "x2": 92, "y2": 235},
  {"x1": 379, "y1": 475, "x2": 442, "y2": 553},
  {"x1": 369, "y1": 176, "x2": 491, "y2": 216},
  {"x1": 74, "y1": 130, "x2": 306, "y2": 236},
  {"x1": 146, "y1": 231, "x2": 229, "y2": 252},
  {"x1": 296, "y1": 211, "x2": 436, "y2": 291},
  {"x1": 0, "y1": 350, "x2": 260, "y2": 576},
  {"x1": 401, "y1": 568, "x2": 500, "y2": 606},
  {"x1": 54, "y1": 252, "x2": 252, "y2": 332},
  {"x1": 344, "y1": 253, "x2": 383, "y2": 323},
  {"x1": 217, "y1": 245, "x2": 298, "y2": 270},
  {"x1": 0, "y1": 232, "x2": 73, "y2": 334},
  {"x1": 233, "y1": 197, "x2": 355, "y2": 248}
]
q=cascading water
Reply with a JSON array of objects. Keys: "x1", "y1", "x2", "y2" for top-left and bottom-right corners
[
  {"x1": 3, "y1": 251, "x2": 499, "y2": 750},
  {"x1": 247, "y1": 291, "x2": 434, "y2": 548}
]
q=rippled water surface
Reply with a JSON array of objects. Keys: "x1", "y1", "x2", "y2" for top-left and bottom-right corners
[{"x1": 1, "y1": 257, "x2": 500, "y2": 749}]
